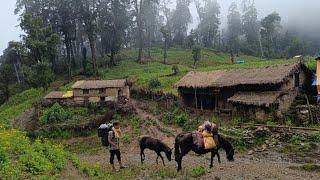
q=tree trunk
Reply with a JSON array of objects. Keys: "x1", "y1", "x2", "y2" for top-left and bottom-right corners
[
  {"x1": 110, "y1": 50, "x2": 115, "y2": 66},
  {"x1": 70, "y1": 40, "x2": 76, "y2": 69},
  {"x1": 65, "y1": 39, "x2": 72, "y2": 81},
  {"x1": 13, "y1": 63, "x2": 21, "y2": 84},
  {"x1": 89, "y1": 36, "x2": 98, "y2": 78},
  {"x1": 137, "y1": 0, "x2": 143, "y2": 63},
  {"x1": 164, "y1": 38, "x2": 167, "y2": 64}
]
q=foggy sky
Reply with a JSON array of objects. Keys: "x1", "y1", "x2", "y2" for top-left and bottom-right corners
[{"x1": 1, "y1": 0, "x2": 320, "y2": 55}]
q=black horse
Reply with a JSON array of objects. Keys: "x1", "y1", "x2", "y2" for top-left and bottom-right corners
[
  {"x1": 174, "y1": 132, "x2": 234, "y2": 171},
  {"x1": 139, "y1": 136, "x2": 173, "y2": 166}
]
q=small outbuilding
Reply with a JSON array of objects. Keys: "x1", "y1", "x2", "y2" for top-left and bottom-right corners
[
  {"x1": 72, "y1": 79, "x2": 130, "y2": 103},
  {"x1": 175, "y1": 62, "x2": 312, "y2": 121}
]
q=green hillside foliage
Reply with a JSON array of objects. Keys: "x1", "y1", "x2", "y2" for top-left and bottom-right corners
[
  {"x1": 0, "y1": 88, "x2": 45, "y2": 128},
  {"x1": 100, "y1": 48, "x2": 295, "y2": 94},
  {"x1": 0, "y1": 129, "x2": 68, "y2": 179}
]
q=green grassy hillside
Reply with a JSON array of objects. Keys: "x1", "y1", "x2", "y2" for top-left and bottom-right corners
[{"x1": 100, "y1": 48, "x2": 294, "y2": 94}]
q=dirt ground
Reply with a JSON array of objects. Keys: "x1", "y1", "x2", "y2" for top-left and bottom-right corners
[
  {"x1": 55, "y1": 99, "x2": 320, "y2": 179},
  {"x1": 60, "y1": 133, "x2": 319, "y2": 180}
]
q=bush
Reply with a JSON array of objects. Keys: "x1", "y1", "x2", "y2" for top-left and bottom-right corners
[
  {"x1": 183, "y1": 119, "x2": 198, "y2": 131},
  {"x1": 148, "y1": 78, "x2": 161, "y2": 89},
  {"x1": 0, "y1": 129, "x2": 68, "y2": 178},
  {"x1": 162, "y1": 112, "x2": 174, "y2": 125},
  {"x1": 40, "y1": 103, "x2": 71, "y2": 125},
  {"x1": 190, "y1": 166, "x2": 206, "y2": 177},
  {"x1": 172, "y1": 65, "x2": 179, "y2": 75},
  {"x1": 123, "y1": 134, "x2": 131, "y2": 144},
  {"x1": 173, "y1": 112, "x2": 189, "y2": 127}
]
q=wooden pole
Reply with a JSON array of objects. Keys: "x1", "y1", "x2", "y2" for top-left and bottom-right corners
[
  {"x1": 195, "y1": 88, "x2": 198, "y2": 109},
  {"x1": 236, "y1": 123, "x2": 320, "y2": 132},
  {"x1": 305, "y1": 94, "x2": 314, "y2": 125}
]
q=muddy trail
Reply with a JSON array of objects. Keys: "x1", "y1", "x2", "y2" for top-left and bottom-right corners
[
  {"x1": 61, "y1": 135, "x2": 320, "y2": 180},
  {"x1": 59, "y1": 100, "x2": 320, "y2": 179}
]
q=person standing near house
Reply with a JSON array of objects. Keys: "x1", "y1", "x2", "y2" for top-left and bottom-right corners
[{"x1": 108, "y1": 121, "x2": 126, "y2": 172}]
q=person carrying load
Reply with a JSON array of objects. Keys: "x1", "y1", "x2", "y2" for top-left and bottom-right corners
[{"x1": 199, "y1": 121, "x2": 219, "y2": 149}]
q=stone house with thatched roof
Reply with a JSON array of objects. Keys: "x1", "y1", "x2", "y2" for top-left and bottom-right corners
[
  {"x1": 72, "y1": 79, "x2": 130, "y2": 103},
  {"x1": 44, "y1": 79, "x2": 130, "y2": 104},
  {"x1": 175, "y1": 62, "x2": 312, "y2": 121}
]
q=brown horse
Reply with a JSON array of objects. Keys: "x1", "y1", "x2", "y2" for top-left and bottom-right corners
[
  {"x1": 139, "y1": 136, "x2": 173, "y2": 166},
  {"x1": 174, "y1": 132, "x2": 234, "y2": 171}
]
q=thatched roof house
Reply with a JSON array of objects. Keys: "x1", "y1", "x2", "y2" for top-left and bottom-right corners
[
  {"x1": 175, "y1": 63, "x2": 301, "y2": 89},
  {"x1": 72, "y1": 79, "x2": 130, "y2": 103},
  {"x1": 44, "y1": 79, "x2": 130, "y2": 104},
  {"x1": 72, "y1": 79, "x2": 127, "y2": 89},
  {"x1": 175, "y1": 62, "x2": 312, "y2": 121}
]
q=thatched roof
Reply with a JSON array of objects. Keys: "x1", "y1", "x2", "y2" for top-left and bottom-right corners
[
  {"x1": 175, "y1": 63, "x2": 302, "y2": 89},
  {"x1": 72, "y1": 79, "x2": 127, "y2": 89},
  {"x1": 44, "y1": 91, "x2": 68, "y2": 99},
  {"x1": 227, "y1": 91, "x2": 281, "y2": 107}
]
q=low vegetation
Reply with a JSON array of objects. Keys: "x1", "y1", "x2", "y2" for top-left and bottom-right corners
[
  {"x1": 0, "y1": 128, "x2": 68, "y2": 179},
  {"x1": 190, "y1": 166, "x2": 207, "y2": 178},
  {"x1": 0, "y1": 88, "x2": 45, "y2": 128}
]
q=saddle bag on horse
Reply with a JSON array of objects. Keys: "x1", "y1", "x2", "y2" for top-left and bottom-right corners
[
  {"x1": 202, "y1": 131, "x2": 217, "y2": 149},
  {"x1": 98, "y1": 123, "x2": 113, "y2": 147}
]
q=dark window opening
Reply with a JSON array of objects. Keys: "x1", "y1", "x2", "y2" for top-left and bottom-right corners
[
  {"x1": 294, "y1": 73, "x2": 300, "y2": 87},
  {"x1": 99, "y1": 88, "x2": 106, "y2": 94},
  {"x1": 100, "y1": 97, "x2": 106, "y2": 101},
  {"x1": 83, "y1": 89, "x2": 89, "y2": 94}
]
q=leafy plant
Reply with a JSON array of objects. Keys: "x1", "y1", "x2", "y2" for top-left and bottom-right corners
[
  {"x1": 148, "y1": 78, "x2": 161, "y2": 89},
  {"x1": 172, "y1": 65, "x2": 179, "y2": 75},
  {"x1": 40, "y1": 103, "x2": 71, "y2": 124},
  {"x1": 190, "y1": 166, "x2": 206, "y2": 177},
  {"x1": 123, "y1": 134, "x2": 131, "y2": 144}
]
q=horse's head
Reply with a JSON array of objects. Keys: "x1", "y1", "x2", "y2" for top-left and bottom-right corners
[
  {"x1": 165, "y1": 148, "x2": 173, "y2": 161},
  {"x1": 226, "y1": 147, "x2": 234, "y2": 161},
  {"x1": 219, "y1": 135, "x2": 235, "y2": 162}
]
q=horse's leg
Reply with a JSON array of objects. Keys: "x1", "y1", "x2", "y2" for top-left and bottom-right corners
[
  {"x1": 210, "y1": 151, "x2": 215, "y2": 168},
  {"x1": 156, "y1": 154, "x2": 159, "y2": 165},
  {"x1": 217, "y1": 151, "x2": 221, "y2": 164},
  {"x1": 140, "y1": 148, "x2": 145, "y2": 164},
  {"x1": 157, "y1": 152, "x2": 165, "y2": 166}
]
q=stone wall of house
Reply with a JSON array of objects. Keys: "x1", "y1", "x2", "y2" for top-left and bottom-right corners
[
  {"x1": 276, "y1": 71, "x2": 308, "y2": 118},
  {"x1": 72, "y1": 86, "x2": 130, "y2": 103},
  {"x1": 293, "y1": 105, "x2": 320, "y2": 125}
]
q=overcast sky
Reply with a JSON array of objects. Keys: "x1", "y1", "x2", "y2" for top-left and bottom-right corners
[{"x1": 1, "y1": 0, "x2": 320, "y2": 55}]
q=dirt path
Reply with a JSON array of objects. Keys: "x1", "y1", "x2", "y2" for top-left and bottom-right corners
[
  {"x1": 61, "y1": 134, "x2": 320, "y2": 180},
  {"x1": 59, "y1": 100, "x2": 320, "y2": 179},
  {"x1": 131, "y1": 99, "x2": 182, "y2": 145}
]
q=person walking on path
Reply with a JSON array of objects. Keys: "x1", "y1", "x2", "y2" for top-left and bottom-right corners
[{"x1": 108, "y1": 121, "x2": 126, "y2": 172}]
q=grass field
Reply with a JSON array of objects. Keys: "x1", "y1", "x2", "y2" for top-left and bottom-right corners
[{"x1": 100, "y1": 48, "x2": 295, "y2": 94}]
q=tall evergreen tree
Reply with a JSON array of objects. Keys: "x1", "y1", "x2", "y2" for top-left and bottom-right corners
[
  {"x1": 196, "y1": 0, "x2": 220, "y2": 48},
  {"x1": 227, "y1": 2, "x2": 242, "y2": 62}
]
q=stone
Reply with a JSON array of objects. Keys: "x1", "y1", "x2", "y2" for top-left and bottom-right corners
[
  {"x1": 253, "y1": 127, "x2": 271, "y2": 137},
  {"x1": 248, "y1": 150, "x2": 254, "y2": 155}
]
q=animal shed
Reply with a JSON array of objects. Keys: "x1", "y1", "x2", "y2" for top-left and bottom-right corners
[{"x1": 175, "y1": 62, "x2": 312, "y2": 120}]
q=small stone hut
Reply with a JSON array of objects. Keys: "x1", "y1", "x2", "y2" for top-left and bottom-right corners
[
  {"x1": 72, "y1": 79, "x2": 130, "y2": 103},
  {"x1": 175, "y1": 62, "x2": 312, "y2": 121}
]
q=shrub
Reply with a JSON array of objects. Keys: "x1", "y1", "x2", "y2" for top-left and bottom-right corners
[
  {"x1": 172, "y1": 65, "x2": 179, "y2": 75},
  {"x1": 190, "y1": 166, "x2": 206, "y2": 177},
  {"x1": 40, "y1": 103, "x2": 71, "y2": 125},
  {"x1": 162, "y1": 112, "x2": 174, "y2": 125},
  {"x1": 183, "y1": 119, "x2": 198, "y2": 131},
  {"x1": 173, "y1": 112, "x2": 189, "y2": 127},
  {"x1": 123, "y1": 134, "x2": 131, "y2": 144},
  {"x1": 0, "y1": 129, "x2": 68, "y2": 178},
  {"x1": 148, "y1": 78, "x2": 161, "y2": 89}
]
